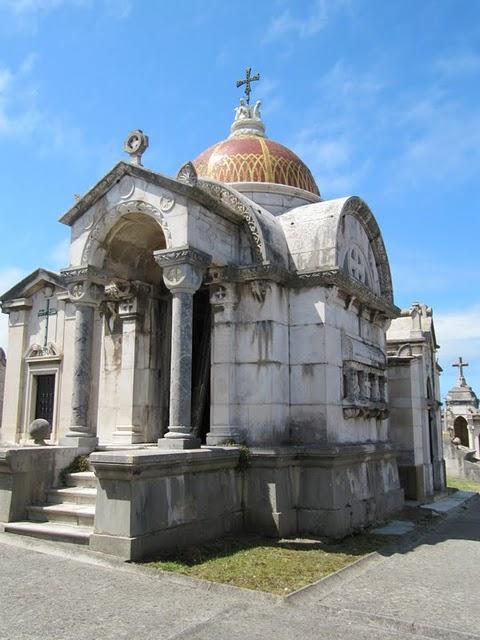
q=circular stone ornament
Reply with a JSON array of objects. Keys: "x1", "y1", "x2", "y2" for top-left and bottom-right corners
[{"x1": 123, "y1": 129, "x2": 149, "y2": 165}]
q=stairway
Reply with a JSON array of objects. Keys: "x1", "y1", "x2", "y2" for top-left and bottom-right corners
[{"x1": 4, "y1": 471, "x2": 96, "y2": 545}]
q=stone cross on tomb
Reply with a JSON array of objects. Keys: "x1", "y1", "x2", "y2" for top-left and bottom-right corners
[
  {"x1": 38, "y1": 297, "x2": 57, "y2": 348},
  {"x1": 453, "y1": 356, "x2": 468, "y2": 384},
  {"x1": 236, "y1": 67, "x2": 260, "y2": 104}
]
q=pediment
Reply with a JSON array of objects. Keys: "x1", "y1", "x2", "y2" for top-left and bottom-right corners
[
  {"x1": 25, "y1": 342, "x2": 62, "y2": 362},
  {"x1": 0, "y1": 268, "x2": 64, "y2": 303}
]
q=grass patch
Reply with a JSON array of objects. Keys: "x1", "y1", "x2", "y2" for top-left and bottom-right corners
[
  {"x1": 448, "y1": 476, "x2": 480, "y2": 493},
  {"x1": 143, "y1": 533, "x2": 396, "y2": 594}
]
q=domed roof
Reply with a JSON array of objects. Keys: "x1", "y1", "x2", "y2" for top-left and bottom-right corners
[{"x1": 192, "y1": 100, "x2": 320, "y2": 197}]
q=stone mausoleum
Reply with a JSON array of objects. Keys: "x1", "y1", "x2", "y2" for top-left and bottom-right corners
[{"x1": 0, "y1": 83, "x2": 445, "y2": 559}]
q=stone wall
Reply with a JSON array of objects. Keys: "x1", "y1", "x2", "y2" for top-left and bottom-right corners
[
  {"x1": 444, "y1": 439, "x2": 480, "y2": 484},
  {"x1": 0, "y1": 446, "x2": 78, "y2": 522},
  {"x1": 89, "y1": 444, "x2": 403, "y2": 561}
]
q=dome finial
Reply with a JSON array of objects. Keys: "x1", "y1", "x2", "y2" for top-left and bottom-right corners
[
  {"x1": 230, "y1": 98, "x2": 266, "y2": 138},
  {"x1": 235, "y1": 66, "x2": 260, "y2": 105}
]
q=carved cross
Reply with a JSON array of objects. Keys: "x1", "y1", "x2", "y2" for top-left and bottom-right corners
[
  {"x1": 37, "y1": 298, "x2": 57, "y2": 348},
  {"x1": 453, "y1": 356, "x2": 468, "y2": 382},
  {"x1": 236, "y1": 67, "x2": 260, "y2": 105}
]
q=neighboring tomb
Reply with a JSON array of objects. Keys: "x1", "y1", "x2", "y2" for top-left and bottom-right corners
[
  {"x1": 387, "y1": 304, "x2": 446, "y2": 500},
  {"x1": 443, "y1": 359, "x2": 480, "y2": 482},
  {"x1": 444, "y1": 357, "x2": 480, "y2": 453}
]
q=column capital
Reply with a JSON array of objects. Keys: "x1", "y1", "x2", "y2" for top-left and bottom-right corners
[
  {"x1": 61, "y1": 266, "x2": 105, "y2": 307},
  {"x1": 155, "y1": 246, "x2": 211, "y2": 294},
  {"x1": 66, "y1": 280, "x2": 104, "y2": 307},
  {"x1": 154, "y1": 245, "x2": 211, "y2": 270}
]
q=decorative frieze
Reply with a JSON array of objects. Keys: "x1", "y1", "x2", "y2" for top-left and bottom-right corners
[
  {"x1": 154, "y1": 245, "x2": 211, "y2": 270},
  {"x1": 198, "y1": 180, "x2": 265, "y2": 263},
  {"x1": 342, "y1": 361, "x2": 388, "y2": 420}
]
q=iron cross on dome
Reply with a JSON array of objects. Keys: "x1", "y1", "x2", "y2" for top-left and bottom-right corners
[{"x1": 236, "y1": 67, "x2": 260, "y2": 105}]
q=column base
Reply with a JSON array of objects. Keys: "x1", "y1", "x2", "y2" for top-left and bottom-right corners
[
  {"x1": 113, "y1": 426, "x2": 145, "y2": 445},
  {"x1": 59, "y1": 433, "x2": 98, "y2": 453},
  {"x1": 157, "y1": 437, "x2": 201, "y2": 450},
  {"x1": 206, "y1": 427, "x2": 242, "y2": 446}
]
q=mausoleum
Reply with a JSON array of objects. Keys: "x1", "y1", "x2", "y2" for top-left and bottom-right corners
[{"x1": 0, "y1": 79, "x2": 444, "y2": 559}]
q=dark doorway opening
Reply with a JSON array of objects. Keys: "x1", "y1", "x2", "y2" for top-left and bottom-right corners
[
  {"x1": 191, "y1": 287, "x2": 211, "y2": 443},
  {"x1": 35, "y1": 374, "x2": 55, "y2": 425},
  {"x1": 454, "y1": 416, "x2": 469, "y2": 447}
]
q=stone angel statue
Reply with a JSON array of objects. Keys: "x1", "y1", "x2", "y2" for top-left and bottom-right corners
[
  {"x1": 234, "y1": 98, "x2": 250, "y2": 121},
  {"x1": 252, "y1": 100, "x2": 262, "y2": 120}
]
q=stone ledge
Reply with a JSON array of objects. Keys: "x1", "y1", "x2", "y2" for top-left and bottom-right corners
[{"x1": 90, "y1": 446, "x2": 240, "y2": 481}]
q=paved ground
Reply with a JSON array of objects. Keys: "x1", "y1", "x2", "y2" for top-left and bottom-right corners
[{"x1": 0, "y1": 497, "x2": 479, "y2": 640}]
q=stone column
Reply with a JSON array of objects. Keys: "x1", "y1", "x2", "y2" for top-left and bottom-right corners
[
  {"x1": 113, "y1": 295, "x2": 146, "y2": 444},
  {"x1": 60, "y1": 269, "x2": 103, "y2": 451},
  {"x1": 206, "y1": 283, "x2": 241, "y2": 445},
  {"x1": 154, "y1": 247, "x2": 211, "y2": 449},
  {"x1": 0, "y1": 298, "x2": 32, "y2": 443}
]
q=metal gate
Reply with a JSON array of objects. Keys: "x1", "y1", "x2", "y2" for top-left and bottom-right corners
[{"x1": 34, "y1": 374, "x2": 55, "y2": 425}]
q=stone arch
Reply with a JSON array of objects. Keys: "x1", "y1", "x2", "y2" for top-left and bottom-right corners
[
  {"x1": 453, "y1": 416, "x2": 469, "y2": 447},
  {"x1": 397, "y1": 344, "x2": 412, "y2": 357},
  {"x1": 198, "y1": 178, "x2": 285, "y2": 266},
  {"x1": 337, "y1": 197, "x2": 394, "y2": 303},
  {"x1": 81, "y1": 199, "x2": 172, "y2": 268}
]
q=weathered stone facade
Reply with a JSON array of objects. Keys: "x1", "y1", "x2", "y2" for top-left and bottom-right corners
[
  {"x1": 0, "y1": 100, "x2": 443, "y2": 558},
  {"x1": 387, "y1": 304, "x2": 446, "y2": 500}
]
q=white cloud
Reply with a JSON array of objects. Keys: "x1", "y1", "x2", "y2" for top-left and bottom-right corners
[
  {"x1": 48, "y1": 237, "x2": 70, "y2": 270},
  {"x1": 434, "y1": 305, "x2": 480, "y2": 397},
  {"x1": 435, "y1": 306, "x2": 480, "y2": 359},
  {"x1": 0, "y1": 0, "x2": 130, "y2": 28},
  {"x1": 435, "y1": 50, "x2": 480, "y2": 76},
  {"x1": 394, "y1": 93, "x2": 480, "y2": 186},
  {"x1": 0, "y1": 0, "x2": 88, "y2": 13},
  {"x1": 264, "y1": 0, "x2": 351, "y2": 43},
  {"x1": 319, "y1": 60, "x2": 385, "y2": 101},
  {"x1": 0, "y1": 54, "x2": 115, "y2": 167},
  {"x1": 287, "y1": 61, "x2": 383, "y2": 196}
]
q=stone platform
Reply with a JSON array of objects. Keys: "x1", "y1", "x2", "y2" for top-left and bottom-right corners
[{"x1": 88, "y1": 443, "x2": 403, "y2": 560}]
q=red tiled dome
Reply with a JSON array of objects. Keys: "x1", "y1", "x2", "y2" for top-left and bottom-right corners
[{"x1": 193, "y1": 134, "x2": 320, "y2": 196}]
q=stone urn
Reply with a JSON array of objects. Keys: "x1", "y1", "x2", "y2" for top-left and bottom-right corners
[{"x1": 29, "y1": 419, "x2": 51, "y2": 445}]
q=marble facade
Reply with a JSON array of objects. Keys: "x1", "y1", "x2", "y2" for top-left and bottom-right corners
[
  {"x1": 0, "y1": 101, "x2": 444, "y2": 558},
  {"x1": 386, "y1": 304, "x2": 446, "y2": 500}
]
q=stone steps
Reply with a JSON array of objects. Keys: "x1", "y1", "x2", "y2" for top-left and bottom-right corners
[
  {"x1": 5, "y1": 470, "x2": 96, "y2": 546},
  {"x1": 48, "y1": 487, "x2": 97, "y2": 506},
  {"x1": 4, "y1": 521, "x2": 92, "y2": 545},
  {"x1": 28, "y1": 503, "x2": 95, "y2": 527},
  {"x1": 64, "y1": 471, "x2": 96, "y2": 489}
]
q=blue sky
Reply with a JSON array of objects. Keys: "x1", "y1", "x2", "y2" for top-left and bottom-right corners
[{"x1": 0, "y1": 0, "x2": 478, "y2": 398}]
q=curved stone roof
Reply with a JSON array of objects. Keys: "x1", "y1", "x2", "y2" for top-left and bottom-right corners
[{"x1": 278, "y1": 196, "x2": 394, "y2": 303}]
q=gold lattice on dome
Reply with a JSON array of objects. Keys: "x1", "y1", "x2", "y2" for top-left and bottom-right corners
[{"x1": 197, "y1": 151, "x2": 318, "y2": 193}]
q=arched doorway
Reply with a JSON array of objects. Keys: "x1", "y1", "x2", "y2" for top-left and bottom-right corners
[
  {"x1": 453, "y1": 416, "x2": 469, "y2": 447},
  {"x1": 97, "y1": 211, "x2": 171, "y2": 444}
]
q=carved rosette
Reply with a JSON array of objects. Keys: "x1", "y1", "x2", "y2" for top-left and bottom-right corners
[
  {"x1": 154, "y1": 246, "x2": 211, "y2": 294},
  {"x1": 61, "y1": 266, "x2": 104, "y2": 307}
]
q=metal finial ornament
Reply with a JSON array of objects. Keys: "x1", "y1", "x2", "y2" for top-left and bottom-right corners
[{"x1": 236, "y1": 67, "x2": 260, "y2": 105}]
